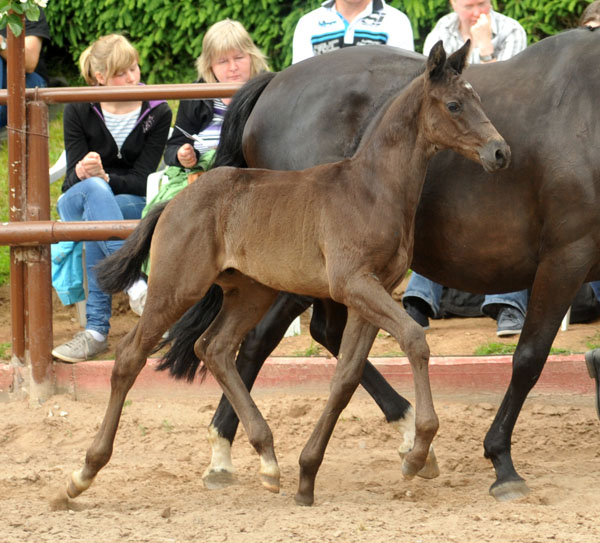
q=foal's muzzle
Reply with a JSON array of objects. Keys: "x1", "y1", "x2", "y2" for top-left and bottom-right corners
[{"x1": 479, "y1": 139, "x2": 511, "y2": 172}]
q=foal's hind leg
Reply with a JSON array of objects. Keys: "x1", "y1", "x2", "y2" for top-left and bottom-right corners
[
  {"x1": 296, "y1": 311, "x2": 379, "y2": 506},
  {"x1": 203, "y1": 292, "x2": 313, "y2": 489},
  {"x1": 65, "y1": 302, "x2": 185, "y2": 500},
  {"x1": 196, "y1": 278, "x2": 281, "y2": 493}
]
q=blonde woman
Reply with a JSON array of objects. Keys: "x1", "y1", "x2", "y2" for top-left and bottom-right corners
[
  {"x1": 163, "y1": 18, "x2": 269, "y2": 170},
  {"x1": 52, "y1": 34, "x2": 172, "y2": 362},
  {"x1": 127, "y1": 19, "x2": 269, "y2": 316}
]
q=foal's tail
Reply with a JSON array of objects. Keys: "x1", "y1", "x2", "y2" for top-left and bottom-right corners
[
  {"x1": 95, "y1": 201, "x2": 168, "y2": 294},
  {"x1": 156, "y1": 71, "x2": 276, "y2": 382}
]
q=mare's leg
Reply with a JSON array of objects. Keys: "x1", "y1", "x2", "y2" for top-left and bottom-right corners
[
  {"x1": 66, "y1": 287, "x2": 196, "y2": 499},
  {"x1": 484, "y1": 260, "x2": 588, "y2": 501},
  {"x1": 203, "y1": 292, "x2": 313, "y2": 489},
  {"x1": 311, "y1": 298, "x2": 439, "y2": 478},
  {"x1": 196, "y1": 277, "x2": 281, "y2": 493},
  {"x1": 296, "y1": 311, "x2": 379, "y2": 506},
  {"x1": 331, "y1": 275, "x2": 439, "y2": 479}
]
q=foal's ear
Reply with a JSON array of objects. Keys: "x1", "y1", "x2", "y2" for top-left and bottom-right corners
[
  {"x1": 427, "y1": 40, "x2": 447, "y2": 81},
  {"x1": 447, "y1": 39, "x2": 471, "y2": 75}
]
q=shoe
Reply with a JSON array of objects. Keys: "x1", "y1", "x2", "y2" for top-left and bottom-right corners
[
  {"x1": 52, "y1": 331, "x2": 109, "y2": 363},
  {"x1": 129, "y1": 289, "x2": 146, "y2": 317},
  {"x1": 496, "y1": 307, "x2": 524, "y2": 337},
  {"x1": 584, "y1": 349, "x2": 600, "y2": 419},
  {"x1": 404, "y1": 301, "x2": 430, "y2": 330}
]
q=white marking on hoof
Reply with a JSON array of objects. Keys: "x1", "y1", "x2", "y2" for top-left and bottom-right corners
[
  {"x1": 390, "y1": 406, "x2": 416, "y2": 455},
  {"x1": 259, "y1": 456, "x2": 280, "y2": 493},
  {"x1": 203, "y1": 426, "x2": 236, "y2": 489},
  {"x1": 66, "y1": 468, "x2": 93, "y2": 498},
  {"x1": 390, "y1": 408, "x2": 440, "y2": 479}
]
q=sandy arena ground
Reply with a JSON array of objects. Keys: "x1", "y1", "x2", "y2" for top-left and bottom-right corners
[{"x1": 1, "y1": 385, "x2": 599, "y2": 543}]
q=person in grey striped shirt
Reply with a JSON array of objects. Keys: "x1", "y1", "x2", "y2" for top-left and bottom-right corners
[{"x1": 423, "y1": 0, "x2": 526, "y2": 64}]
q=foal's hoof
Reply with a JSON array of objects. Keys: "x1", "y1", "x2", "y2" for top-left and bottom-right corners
[
  {"x1": 401, "y1": 457, "x2": 422, "y2": 480},
  {"x1": 66, "y1": 468, "x2": 93, "y2": 499},
  {"x1": 489, "y1": 478, "x2": 530, "y2": 502},
  {"x1": 416, "y1": 447, "x2": 440, "y2": 479},
  {"x1": 260, "y1": 473, "x2": 280, "y2": 494},
  {"x1": 399, "y1": 446, "x2": 440, "y2": 479},
  {"x1": 202, "y1": 468, "x2": 237, "y2": 490}
]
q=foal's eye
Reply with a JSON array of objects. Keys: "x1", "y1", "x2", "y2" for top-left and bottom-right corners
[{"x1": 447, "y1": 101, "x2": 462, "y2": 113}]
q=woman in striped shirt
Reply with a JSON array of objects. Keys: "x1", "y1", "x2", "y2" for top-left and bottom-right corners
[{"x1": 52, "y1": 34, "x2": 172, "y2": 363}]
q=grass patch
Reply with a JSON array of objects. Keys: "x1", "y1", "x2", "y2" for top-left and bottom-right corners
[
  {"x1": 586, "y1": 332, "x2": 600, "y2": 350},
  {"x1": 474, "y1": 342, "x2": 517, "y2": 356},
  {"x1": 293, "y1": 341, "x2": 323, "y2": 357},
  {"x1": 475, "y1": 342, "x2": 571, "y2": 356},
  {"x1": 0, "y1": 341, "x2": 10, "y2": 360}
]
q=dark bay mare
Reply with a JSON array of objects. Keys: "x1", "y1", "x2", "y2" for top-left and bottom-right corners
[
  {"x1": 65, "y1": 43, "x2": 509, "y2": 506},
  {"x1": 158, "y1": 28, "x2": 600, "y2": 502}
]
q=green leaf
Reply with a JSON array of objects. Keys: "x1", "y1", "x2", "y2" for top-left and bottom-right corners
[{"x1": 6, "y1": 13, "x2": 23, "y2": 36}]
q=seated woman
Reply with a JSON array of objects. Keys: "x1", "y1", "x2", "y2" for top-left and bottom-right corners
[
  {"x1": 52, "y1": 34, "x2": 172, "y2": 363},
  {"x1": 127, "y1": 18, "x2": 271, "y2": 315}
]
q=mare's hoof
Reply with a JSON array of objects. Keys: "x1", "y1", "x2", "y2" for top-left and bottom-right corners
[
  {"x1": 489, "y1": 478, "x2": 530, "y2": 502},
  {"x1": 202, "y1": 468, "x2": 237, "y2": 490},
  {"x1": 260, "y1": 473, "x2": 280, "y2": 494},
  {"x1": 294, "y1": 492, "x2": 314, "y2": 506},
  {"x1": 417, "y1": 447, "x2": 440, "y2": 479}
]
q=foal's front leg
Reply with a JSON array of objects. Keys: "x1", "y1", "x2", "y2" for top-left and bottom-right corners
[
  {"x1": 296, "y1": 311, "x2": 379, "y2": 506},
  {"x1": 196, "y1": 279, "x2": 281, "y2": 493},
  {"x1": 334, "y1": 275, "x2": 439, "y2": 479}
]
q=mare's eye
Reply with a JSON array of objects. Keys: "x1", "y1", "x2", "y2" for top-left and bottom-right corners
[{"x1": 447, "y1": 101, "x2": 462, "y2": 114}]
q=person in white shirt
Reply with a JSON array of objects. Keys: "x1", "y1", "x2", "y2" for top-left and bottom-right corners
[{"x1": 292, "y1": 0, "x2": 414, "y2": 64}]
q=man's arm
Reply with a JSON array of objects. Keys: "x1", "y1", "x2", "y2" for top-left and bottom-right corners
[{"x1": 0, "y1": 34, "x2": 43, "y2": 73}]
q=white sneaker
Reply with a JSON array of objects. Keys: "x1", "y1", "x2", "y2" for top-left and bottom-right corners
[
  {"x1": 129, "y1": 289, "x2": 146, "y2": 316},
  {"x1": 52, "y1": 331, "x2": 108, "y2": 363}
]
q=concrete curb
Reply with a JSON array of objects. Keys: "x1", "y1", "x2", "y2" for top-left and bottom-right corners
[{"x1": 49, "y1": 354, "x2": 594, "y2": 397}]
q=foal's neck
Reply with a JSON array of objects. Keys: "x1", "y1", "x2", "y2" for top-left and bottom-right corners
[{"x1": 354, "y1": 75, "x2": 432, "y2": 187}]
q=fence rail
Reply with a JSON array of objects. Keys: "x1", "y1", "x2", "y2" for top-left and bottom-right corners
[{"x1": 2, "y1": 26, "x2": 242, "y2": 400}]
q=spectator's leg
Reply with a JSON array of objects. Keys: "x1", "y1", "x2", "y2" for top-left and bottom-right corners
[
  {"x1": 56, "y1": 178, "x2": 126, "y2": 337},
  {"x1": 402, "y1": 272, "x2": 443, "y2": 328},
  {"x1": 482, "y1": 290, "x2": 528, "y2": 337}
]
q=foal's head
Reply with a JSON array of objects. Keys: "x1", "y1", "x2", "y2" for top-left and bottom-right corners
[{"x1": 422, "y1": 40, "x2": 510, "y2": 172}]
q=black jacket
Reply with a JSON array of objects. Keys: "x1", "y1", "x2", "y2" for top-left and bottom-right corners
[
  {"x1": 164, "y1": 80, "x2": 214, "y2": 168},
  {"x1": 62, "y1": 99, "x2": 172, "y2": 196}
]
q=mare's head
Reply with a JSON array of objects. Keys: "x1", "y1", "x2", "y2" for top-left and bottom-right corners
[{"x1": 422, "y1": 40, "x2": 510, "y2": 172}]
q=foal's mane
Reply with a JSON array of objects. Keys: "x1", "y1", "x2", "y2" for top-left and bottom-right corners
[{"x1": 354, "y1": 65, "x2": 426, "y2": 155}]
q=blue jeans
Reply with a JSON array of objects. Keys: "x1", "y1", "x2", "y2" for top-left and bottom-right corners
[
  {"x1": 403, "y1": 272, "x2": 528, "y2": 319},
  {"x1": 0, "y1": 57, "x2": 47, "y2": 128},
  {"x1": 57, "y1": 178, "x2": 145, "y2": 335}
]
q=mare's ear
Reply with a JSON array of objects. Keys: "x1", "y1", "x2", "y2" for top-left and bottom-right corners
[
  {"x1": 427, "y1": 40, "x2": 447, "y2": 81},
  {"x1": 447, "y1": 39, "x2": 470, "y2": 75}
]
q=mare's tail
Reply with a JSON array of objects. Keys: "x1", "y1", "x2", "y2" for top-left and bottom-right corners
[
  {"x1": 211, "y1": 71, "x2": 277, "y2": 169},
  {"x1": 96, "y1": 201, "x2": 168, "y2": 294},
  {"x1": 156, "y1": 70, "x2": 277, "y2": 381}
]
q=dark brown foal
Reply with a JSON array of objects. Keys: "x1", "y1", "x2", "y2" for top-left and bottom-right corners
[{"x1": 65, "y1": 40, "x2": 509, "y2": 506}]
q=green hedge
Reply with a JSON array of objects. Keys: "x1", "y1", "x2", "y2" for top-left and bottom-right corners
[{"x1": 44, "y1": 0, "x2": 594, "y2": 84}]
